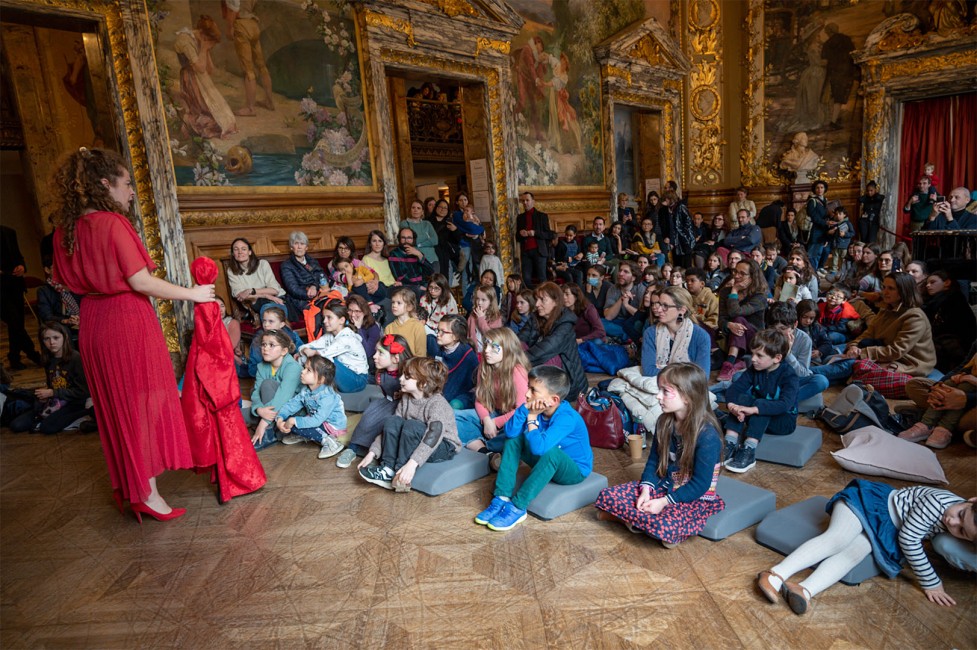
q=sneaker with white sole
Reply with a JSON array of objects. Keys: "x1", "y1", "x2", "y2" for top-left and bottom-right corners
[
  {"x1": 487, "y1": 502, "x2": 527, "y2": 531},
  {"x1": 924, "y1": 426, "x2": 953, "y2": 449},
  {"x1": 723, "y1": 439, "x2": 738, "y2": 466},
  {"x1": 359, "y1": 464, "x2": 394, "y2": 489},
  {"x1": 725, "y1": 445, "x2": 756, "y2": 473},
  {"x1": 475, "y1": 496, "x2": 508, "y2": 525},
  {"x1": 898, "y1": 422, "x2": 932, "y2": 443},
  {"x1": 281, "y1": 434, "x2": 305, "y2": 445},
  {"x1": 336, "y1": 448, "x2": 357, "y2": 468},
  {"x1": 318, "y1": 435, "x2": 344, "y2": 459}
]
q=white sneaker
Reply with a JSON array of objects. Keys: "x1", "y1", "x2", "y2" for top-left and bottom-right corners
[
  {"x1": 281, "y1": 434, "x2": 305, "y2": 445},
  {"x1": 336, "y1": 448, "x2": 357, "y2": 468},
  {"x1": 318, "y1": 435, "x2": 344, "y2": 459}
]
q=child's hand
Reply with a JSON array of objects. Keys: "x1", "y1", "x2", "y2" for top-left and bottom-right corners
[
  {"x1": 357, "y1": 451, "x2": 376, "y2": 469},
  {"x1": 34, "y1": 388, "x2": 54, "y2": 400},
  {"x1": 256, "y1": 406, "x2": 276, "y2": 421},
  {"x1": 924, "y1": 586, "x2": 956, "y2": 607},
  {"x1": 635, "y1": 485, "x2": 652, "y2": 510},
  {"x1": 251, "y1": 420, "x2": 269, "y2": 446},
  {"x1": 394, "y1": 460, "x2": 417, "y2": 487},
  {"x1": 527, "y1": 398, "x2": 547, "y2": 417},
  {"x1": 275, "y1": 417, "x2": 286, "y2": 431},
  {"x1": 482, "y1": 417, "x2": 498, "y2": 439}
]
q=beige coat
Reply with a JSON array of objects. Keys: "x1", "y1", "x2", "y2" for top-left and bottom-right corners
[
  {"x1": 693, "y1": 287, "x2": 719, "y2": 329},
  {"x1": 854, "y1": 305, "x2": 936, "y2": 376}
]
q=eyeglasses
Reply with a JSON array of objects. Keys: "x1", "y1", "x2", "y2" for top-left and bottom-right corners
[
  {"x1": 655, "y1": 302, "x2": 678, "y2": 310},
  {"x1": 485, "y1": 341, "x2": 503, "y2": 353},
  {"x1": 436, "y1": 329, "x2": 453, "y2": 336},
  {"x1": 732, "y1": 269, "x2": 749, "y2": 277}
]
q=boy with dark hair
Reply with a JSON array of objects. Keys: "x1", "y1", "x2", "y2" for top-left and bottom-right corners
[
  {"x1": 685, "y1": 267, "x2": 719, "y2": 335},
  {"x1": 766, "y1": 302, "x2": 829, "y2": 405},
  {"x1": 818, "y1": 285, "x2": 860, "y2": 345},
  {"x1": 474, "y1": 365, "x2": 593, "y2": 531},
  {"x1": 245, "y1": 304, "x2": 304, "y2": 378},
  {"x1": 723, "y1": 328, "x2": 799, "y2": 473}
]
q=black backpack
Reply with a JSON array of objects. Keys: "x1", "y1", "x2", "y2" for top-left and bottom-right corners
[{"x1": 817, "y1": 382, "x2": 906, "y2": 434}]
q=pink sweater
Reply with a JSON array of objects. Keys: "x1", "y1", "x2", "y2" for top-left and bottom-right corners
[{"x1": 474, "y1": 365, "x2": 529, "y2": 428}]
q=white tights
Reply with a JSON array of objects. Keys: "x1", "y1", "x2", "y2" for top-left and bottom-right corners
[{"x1": 770, "y1": 502, "x2": 873, "y2": 597}]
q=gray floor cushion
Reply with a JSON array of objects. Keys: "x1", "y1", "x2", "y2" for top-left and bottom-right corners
[
  {"x1": 339, "y1": 384, "x2": 383, "y2": 413},
  {"x1": 755, "y1": 496, "x2": 880, "y2": 585},
  {"x1": 411, "y1": 448, "x2": 490, "y2": 496},
  {"x1": 755, "y1": 425, "x2": 822, "y2": 468},
  {"x1": 797, "y1": 393, "x2": 824, "y2": 415},
  {"x1": 526, "y1": 472, "x2": 609, "y2": 520},
  {"x1": 699, "y1": 476, "x2": 776, "y2": 541}
]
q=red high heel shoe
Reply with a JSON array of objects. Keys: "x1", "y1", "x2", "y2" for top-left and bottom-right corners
[{"x1": 131, "y1": 502, "x2": 187, "y2": 524}]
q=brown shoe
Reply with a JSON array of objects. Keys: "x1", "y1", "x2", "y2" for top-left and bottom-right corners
[
  {"x1": 783, "y1": 580, "x2": 812, "y2": 615},
  {"x1": 756, "y1": 570, "x2": 784, "y2": 604}
]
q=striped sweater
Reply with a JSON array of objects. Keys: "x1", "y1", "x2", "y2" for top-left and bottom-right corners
[{"x1": 889, "y1": 486, "x2": 964, "y2": 590}]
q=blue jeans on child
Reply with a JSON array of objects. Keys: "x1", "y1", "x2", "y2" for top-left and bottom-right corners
[
  {"x1": 455, "y1": 409, "x2": 507, "y2": 452},
  {"x1": 334, "y1": 360, "x2": 368, "y2": 393}
]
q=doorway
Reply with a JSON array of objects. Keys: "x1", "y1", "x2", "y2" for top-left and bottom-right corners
[
  {"x1": 387, "y1": 73, "x2": 494, "y2": 238},
  {"x1": 614, "y1": 104, "x2": 662, "y2": 213}
]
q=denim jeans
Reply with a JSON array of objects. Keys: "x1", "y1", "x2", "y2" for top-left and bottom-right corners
[
  {"x1": 455, "y1": 408, "x2": 507, "y2": 451},
  {"x1": 334, "y1": 360, "x2": 368, "y2": 393},
  {"x1": 812, "y1": 359, "x2": 855, "y2": 384},
  {"x1": 797, "y1": 373, "x2": 830, "y2": 403},
  {"x1": 932, "y1": 534, "x2": 977, "y2": 573}
]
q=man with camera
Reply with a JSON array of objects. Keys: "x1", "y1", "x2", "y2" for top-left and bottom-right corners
[{"x1": 924, "y1": 187, "x2": 977, "y2": 231}]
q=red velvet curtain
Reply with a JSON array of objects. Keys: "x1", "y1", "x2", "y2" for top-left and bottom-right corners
[{"x1": 898, "y1": 93, "x2": 977, "y2": 236}]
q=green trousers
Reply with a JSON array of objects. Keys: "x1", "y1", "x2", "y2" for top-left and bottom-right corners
[{"x1": 494, "y1": 434, "x2": 584, "y2": 510}]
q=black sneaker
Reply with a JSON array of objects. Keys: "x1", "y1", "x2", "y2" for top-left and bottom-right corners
[
  {"x1": 359, "y1": 465, "x2": 394, "y2": 489},
  {"x1": 725, "y1": 445, "x2": 756, "y2": 473},
  {"x1": 723, "y1": 439, "x2": 738, "y2": 466}
]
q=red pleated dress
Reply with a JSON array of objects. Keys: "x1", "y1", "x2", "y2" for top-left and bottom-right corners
[{"x1": 53, "y1": 211, "x2": 193, "y2": 503}]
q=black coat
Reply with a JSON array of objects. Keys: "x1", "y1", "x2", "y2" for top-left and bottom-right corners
[
  {"x1": 526, "y1": 308, "x2": 588, "y2": 401},
  {"x1": 516, "y1": 209, "x2": 556, "y2": 258}
]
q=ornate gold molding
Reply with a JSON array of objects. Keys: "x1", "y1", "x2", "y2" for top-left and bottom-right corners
[
  {"x1": 474, "y1": 37, "x2": 510, "y2": 57},
  {"x1": 375, "y1": 48, "x2": 512, "y2": 275},
  {"x1": 182, "y1": 206, "x2": 385, "y2": 228},
  {"x1": 364, "y1": 10, "x2": 416, "y2": 47},
  {"x1": 740, "y1": 0, "x2": 779, "y2": 187},
  {"x1": 686, "y1": 0, "x2": 723, "y2": 186},
  {"x1": 878, "y1": 50, "x2": 975, "y2": 83},
  {"x1": 415, "y1": 0, "x2": 479, "y2": 18},
  {"x1": 629, "y1": 35, "x2": 668, "y2": 67},
  {"x1": 602, "y1": 64, "x2": 632, "y2": 87},
  {"x1": 537, "y1": 200, "x2": 610, "y2": 214}
]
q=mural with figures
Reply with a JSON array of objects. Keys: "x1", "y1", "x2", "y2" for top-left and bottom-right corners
[
  {"x1": 761, "y1": 0, "x2": 894, "y2": 182},
  {"x1": 509, "y1": 0, "x2": 643, "y2": 188},
  {"x1": 149, "y1": 0, "x2": 372, "y2": 188}
]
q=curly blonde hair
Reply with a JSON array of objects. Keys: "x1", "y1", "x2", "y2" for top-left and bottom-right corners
[{"x1": 51, "y1": 148, "x2": 130, "y2": 255}]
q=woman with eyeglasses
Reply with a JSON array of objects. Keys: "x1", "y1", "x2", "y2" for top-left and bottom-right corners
[
  {"x1": 717, "y1": 259, "x2": 769, "y2": 382},
  {"x1": 641, "y1": 286, "x2": 711, "y2": 378}
]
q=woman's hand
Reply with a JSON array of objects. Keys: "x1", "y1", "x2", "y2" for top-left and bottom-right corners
[
  {"x1": 727, "y1": 322, "x2": 746, "y2": 337},
  {"x1": 306, "y1": 286, "x2": 317, "y2": 298},
  {"x1": 189, "y1": 284, "x2": 216, "y2": 303},
  {"x1": 357, "y1": 451, "x2": 376, "y2": 469},
  {"x1": 34, "y1": 388, "x2": 55, "y2": 400},
  {"x1": 269, "y1": 295, "x2": 285, "y2": 305},
  {"x1": 236, "y1": 289, "x2": 253, "y2": 302},
  {"x1": 924, "y1": 586, "x2": 956, "y2": 607}
]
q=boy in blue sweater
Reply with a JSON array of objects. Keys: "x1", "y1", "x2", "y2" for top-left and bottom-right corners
[
  {"x1": 723, "y1": 328, "x2": 799, "y2": 473},
  {"x1": 475, "y1": 365, "x2": 593, "y2": 531}
]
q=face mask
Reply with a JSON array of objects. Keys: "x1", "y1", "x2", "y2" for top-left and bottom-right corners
[{"x1": 587, "y1": 277, "x2": 600, "y2": 287}]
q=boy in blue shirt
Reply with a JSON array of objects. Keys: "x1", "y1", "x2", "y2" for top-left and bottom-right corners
[
  {"x1": 723, "y1": 328, "x2": 799, "y2": 474},
  {"x1": 475, "y1": 365, "x2": 593, "y2": 531}
]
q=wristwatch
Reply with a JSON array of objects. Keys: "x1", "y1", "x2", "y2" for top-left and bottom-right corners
[{"x1": 527, "y1": 419, "x2": 539, "y2": 428}]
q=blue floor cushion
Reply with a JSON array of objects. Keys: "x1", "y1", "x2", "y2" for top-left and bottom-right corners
[{"x1": 699, "y1": 476, "x2": 777, "y2": 541}]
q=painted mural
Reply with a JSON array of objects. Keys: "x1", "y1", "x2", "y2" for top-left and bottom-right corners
[
  {"x1": 509, "y1": 0, "x2": 643, "y2": 188},
  {"x1": 150, "y1": 0, "x2": 372, "y2": 188},
  {"x1": 762, "y1": 0, "x2": 892, "y2": 182}
]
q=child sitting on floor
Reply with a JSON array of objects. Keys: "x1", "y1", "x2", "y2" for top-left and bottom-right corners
[
  {"x1": 797, "y1": 299, "x2": 835, "y2": 363},
  {"x1": 757, "y1": 482, "x2": 976, "y2": 615},
  {"x1": 384, "y1": 287, "x2": 427, "y2": 359},
  {"x1": 275, "y1": 355, "x2": 347, "y2": 459},
  {"x1": 435, "y1": 315, "x2": 478, "y2": 410},
  {"x1": 723, "y1": 328, "x2": 799, "y2": 474},
  {"x1": 474, "y1": 365, "x2": 593, "y2": 532},
  {"x1": 595, "y1": 362, "x2": 725, "y2": 548},
  {"x1": 358, "y1": 357, "x2": 461, "y2": 492},
  {"x1": 338, "y1": 334, "x2": 412, "y2": 469},
  {"x1": 246, "y1": 329, "x2": 302, "y2": 450},
  {"x1": 818, "y1": 285, "x2": 860, "y2": 345}
]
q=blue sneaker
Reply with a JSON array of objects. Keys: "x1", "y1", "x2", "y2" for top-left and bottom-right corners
[
  {"x1": 487, "y1": 502, "x2": 527, "y2": 531},
  {"x1": 475, "y1": 496, "x2": 508, "y2": 526}
]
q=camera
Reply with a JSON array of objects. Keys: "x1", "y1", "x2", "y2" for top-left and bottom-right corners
[{"x1": 936, "y1": 195, "x2": 946, "y2": 203}]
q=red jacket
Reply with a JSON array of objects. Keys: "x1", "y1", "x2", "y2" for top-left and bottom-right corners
[{"x1": 819, "y1": 300, "x2": 860, "y2": 328}]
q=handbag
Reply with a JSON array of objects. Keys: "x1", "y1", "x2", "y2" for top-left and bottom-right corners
[{"x1": 577, "y1": 388, "x2": 625, "y2": 449}]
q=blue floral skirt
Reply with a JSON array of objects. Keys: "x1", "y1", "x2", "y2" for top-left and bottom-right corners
[{"x1": 595, "y1": 482, "x2": 725, "y2": 544}]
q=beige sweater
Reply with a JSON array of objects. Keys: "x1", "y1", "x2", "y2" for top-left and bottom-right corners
[
  {"x1": 693, "y1": 287, "x2": 719, "y2": 329},
  {"x1": 854, "y1": 305, "x2": 936, "y2": 376}
]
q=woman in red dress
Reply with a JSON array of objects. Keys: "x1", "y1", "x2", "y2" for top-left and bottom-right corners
[{"x1": 51, "y1": 148, "x2": 215, "y2": 523}]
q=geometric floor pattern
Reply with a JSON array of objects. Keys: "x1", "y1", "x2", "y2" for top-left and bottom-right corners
[{"x1": 2, "y1": 359, "x2": 975, "y2": 647}]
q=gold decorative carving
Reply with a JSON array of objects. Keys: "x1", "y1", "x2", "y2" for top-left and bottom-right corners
[
  {"x1": 663, "y1": 101, "x2": 676, "y2": 184},
  {"x1": 602, "y1": 64, "x2": 632, "y2": 87},
  {"x1": 4, "y1": 0, "x2": 180, "y2": 350},
  {"x1": 663, "y1": 78, "x2": 682, "y2": 92},
  {"x1": 686, "y1": 0, "x2": 723, "y2": 185},
  {"x1": 629, "y1": 35, "x2": 667, "y2": 67},
  {"x1": 438, "y1": 0, "x2": 478, "y2": 18},
  {"x1": 878, "y1": 50, "x2": 975, "y2": 83},
  {"x1": 474, "y1": 37, "x2": 511, "y2": 57},
  {"x1": 537, "y1": 200, "x2": 610, "y2": 214},
  {"x1": 376, "y1": 48, "x2": 511, "y2": 275},
  {"x1": 182, "y1": 207, "x2": 385, "y2": 228},
  {"x1": 877, "y1": 30, "x2": 926, "y2": 52},
  {"x1": 364, "y1": 10, "x2": 416, "y2": 48},
  {"x1": 740, "y1": 0, "x2": 780, "y2": 187}
]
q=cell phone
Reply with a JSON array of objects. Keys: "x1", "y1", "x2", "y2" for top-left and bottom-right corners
[{"x1": 936, "y1": 195, "x2": 946, "y2": 203}]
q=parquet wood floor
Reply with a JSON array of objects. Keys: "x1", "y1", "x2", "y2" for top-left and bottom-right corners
[{"x1": 1, "y1": 351, "x2": 975, "y2": 647}]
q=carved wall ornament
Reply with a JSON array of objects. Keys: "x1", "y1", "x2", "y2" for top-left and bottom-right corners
[
  {"x1": 602, "y1": 64, "x2": 632, "y2": 87},
  {"x1": 181, "y1": 206, "x2": 385, "y2": 228},
  {"x1": 629, "y1": 35, "x2": 668, "y2": 67},
  {"x1": 364, "y1": 9, "x2": 416, "y2": 47},
  {"x1": 437, "y1": 0, "x2": 478, "y2": 19},
  {"x1": 685, "y1": 0, "x2": 723, "y2": 186},
  {"x1": 473, "y1": 37, "x2": 510, "y2": 57}
]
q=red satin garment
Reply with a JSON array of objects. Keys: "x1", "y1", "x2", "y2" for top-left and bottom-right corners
[{"x1": 181, "y1": 257, "x2": 266, "y2": 502}]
